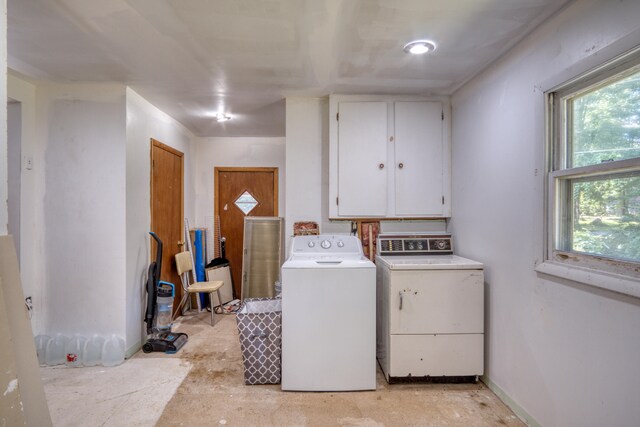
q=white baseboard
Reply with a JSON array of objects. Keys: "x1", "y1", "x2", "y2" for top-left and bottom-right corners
[
  {"x1": 126, "y1": 340, "x2": 141, "y2": 359},
  {"x1": 481, "y1": 375, "x2": 540, "y2": 427}
]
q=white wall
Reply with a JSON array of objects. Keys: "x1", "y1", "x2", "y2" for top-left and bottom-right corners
[
  {"x1": 193, "y1": 136, "x2": 286, "y2": 230},
  {"x1": 0, "y1": 0, "x2": 7, "y2": 235},
  {"x1": 125, "y1": 88, "x2": 195, "y2": 354},
  {"x1": 450, "y1": 1, "x2": 640, "y2": 425},
  {"x1": 38, "y1": 83, "x2": 128, "y2": 339},
  {"x1": 7, "y1": 102, "x2": 21, "y2": 261},
  {"x1": 7, "y1": 74, "x2": 41, "y2": 332},
  {"x1": 5, "y1": 79, "x2": 195, "y2": 353},
  {"x1": 285, "y1": 98, "x2": 338, "y2": 239}
]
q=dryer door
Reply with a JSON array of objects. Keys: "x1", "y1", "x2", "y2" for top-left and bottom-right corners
[{"x1": 389, "y1": 269, "x2": 484, "y2": 334}]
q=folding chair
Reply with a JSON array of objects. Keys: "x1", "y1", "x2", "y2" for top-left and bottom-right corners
[{"x1": 174, "y1": 251, "x2": 224, "y2": 326}]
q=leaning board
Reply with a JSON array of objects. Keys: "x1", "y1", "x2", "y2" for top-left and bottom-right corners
[{"x1": 206, "y1": 265, "x2": 234, "y2": 305}]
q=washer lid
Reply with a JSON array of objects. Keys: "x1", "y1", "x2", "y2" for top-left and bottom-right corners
[
  {"x1": 376, "y1": 254, "x2": 483, "y2": 270},
  {"x1": 283, "y1": 256, "x2": 375, "y2": 269}
]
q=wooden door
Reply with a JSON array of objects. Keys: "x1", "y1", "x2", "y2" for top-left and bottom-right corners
[
  {"x1": 214, "y1": 167, "x2": 278, "y2": 298},
  {"x1": 150, "y1": 139, "x2": 184, "y2": 316}
]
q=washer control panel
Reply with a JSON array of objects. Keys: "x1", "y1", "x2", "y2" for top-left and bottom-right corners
[
  {"x1": 292, "y1": 234, "x2": 363, "y2": 256},
  {"x1": 377, "y1": 234, "x2": 453, "y2": 255}
]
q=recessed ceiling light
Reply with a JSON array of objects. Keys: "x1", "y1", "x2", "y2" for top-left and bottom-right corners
[
  {"x1": 403, "y1": 40, "x2": 436, "y2": 55},
  {"x1": 216, "y1": 112, "x2": 231, "y2": 122}
]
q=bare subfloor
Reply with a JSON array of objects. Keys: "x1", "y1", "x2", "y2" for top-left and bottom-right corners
[{"x1": 43, "y1": 313, "x2": 524, "y2": 426}]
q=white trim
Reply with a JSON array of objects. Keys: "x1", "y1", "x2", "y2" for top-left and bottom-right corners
[
  {"x1": 535, "y1": 261, "x2": 640, "y2": 298},
  {"x1": 126, "y1": 341, "x2": 141, "y2": 359},
  {"x1": 543, "y1": 43, "x2": 640, "y2": 285},
  {"x1": 550, "y1": 157, "x2": 640, "y2": 179},
  {"x1": 481, "y1": 376, "x2": 540, "y2": 427}
]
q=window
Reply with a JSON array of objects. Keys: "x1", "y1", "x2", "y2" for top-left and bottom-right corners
[
  {"x1": 234, "y1": 190, "x2": 259, "y2": 215},
  {"x1": 542, "y1": 49, "x2": 640, "y2": 293}
]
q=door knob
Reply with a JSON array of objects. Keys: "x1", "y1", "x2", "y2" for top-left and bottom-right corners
[
  {"x1": 398, "y1": 162, "x2": 404, "y2": 169},
  {"x1": 177, "y1": 240, "x2": 185, "y2": 247},
  {"x1": 379, "y1": 163, "x2": 385, "y2": 169}
]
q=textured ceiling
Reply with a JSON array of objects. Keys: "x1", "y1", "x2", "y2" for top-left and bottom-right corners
[{"x1": 8, "y1": 0, "x2": 570, "y2": 137}]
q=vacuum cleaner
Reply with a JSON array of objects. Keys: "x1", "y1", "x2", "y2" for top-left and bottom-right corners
[{"x1": 143, "y1": 232, "x2": 188, "y2": 354}]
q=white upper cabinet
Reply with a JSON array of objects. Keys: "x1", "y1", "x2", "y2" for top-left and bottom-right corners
[
  {"x1": 337, "y1": 102, "x2": 388, "y2": 216},
  {"x1": 394, "y1": 101, "x2": 443, "y2": 216},
  {"x1": 329, "y1": 95, "x2": 451, "y2": 219}
]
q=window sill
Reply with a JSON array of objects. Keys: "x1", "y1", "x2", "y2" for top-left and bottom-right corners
[{"x1": 535, "y1": 261, "x2": 640, "y2": 299}]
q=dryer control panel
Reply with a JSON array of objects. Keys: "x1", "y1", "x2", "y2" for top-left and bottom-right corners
[{"x1": 377, "y1": 234, "x2": 453, "y2": 255}]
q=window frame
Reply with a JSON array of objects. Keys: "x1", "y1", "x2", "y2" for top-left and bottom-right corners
[{"x1": 539, "y1": 47, "x2": 640, "y2": 297}]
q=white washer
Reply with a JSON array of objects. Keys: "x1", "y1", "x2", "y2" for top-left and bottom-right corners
[
  {"x1": 281, "y1": 235, "x2": 376, "y2": 391},
  {"x1": 376, "y1": 233, "x2": 484, "y2": 382}
]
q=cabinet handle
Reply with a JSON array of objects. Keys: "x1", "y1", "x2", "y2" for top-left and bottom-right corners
[
  {"x1": 398, "y1": 162, "x2": 404, "y2": 169},
  {"x1": 399, "y1": 291, "x2": 403, "y2": 310},
  {"x1": 379, "y1": 163, "x2": 385, "y2": 169}
]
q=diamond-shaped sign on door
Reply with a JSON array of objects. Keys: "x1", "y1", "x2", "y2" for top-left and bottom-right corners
[{"x1": 235, "y1": 191, "x2": 258, "y2": 215}]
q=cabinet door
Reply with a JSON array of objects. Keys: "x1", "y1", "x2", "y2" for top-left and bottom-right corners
[
  {"x1": 338, "y1": 102, "x2": 388, "y2": 216},
  {"x1": 394, "y1": 101, "x2": 443, "y2": 216}
]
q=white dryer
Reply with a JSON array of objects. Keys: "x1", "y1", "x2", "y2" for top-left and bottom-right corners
[
  {"x1": 376, "y1": 233, "x2": 484, "y2": 382},
  {"x1": 281, "y1": 235, "x2": 376, "y2": 391}
]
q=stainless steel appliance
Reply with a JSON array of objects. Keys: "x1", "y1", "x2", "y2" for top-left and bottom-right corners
[
  {"x1": 376, "y1": 233, "x2": 484, "y2": 382},
  {"x1": 241, "y1": 217, "x2": 285, "y2": 299}
]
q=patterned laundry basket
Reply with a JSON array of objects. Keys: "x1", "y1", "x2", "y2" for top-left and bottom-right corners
[{"x1": 236, "y1": 298, "x2": 282, "y2": 385}]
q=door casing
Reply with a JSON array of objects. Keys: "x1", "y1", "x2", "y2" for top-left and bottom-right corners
[{"x1": 214, "y1": 167, "x2": 279, "y2": 298}]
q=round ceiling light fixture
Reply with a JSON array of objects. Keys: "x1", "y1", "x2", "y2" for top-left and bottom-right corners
[
  {"x1": 216, "y1": 112, "x2": 231, "y2": 122},
  {"x1": 403, "y1": 40, "x2": 436, "y2": 55}
]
